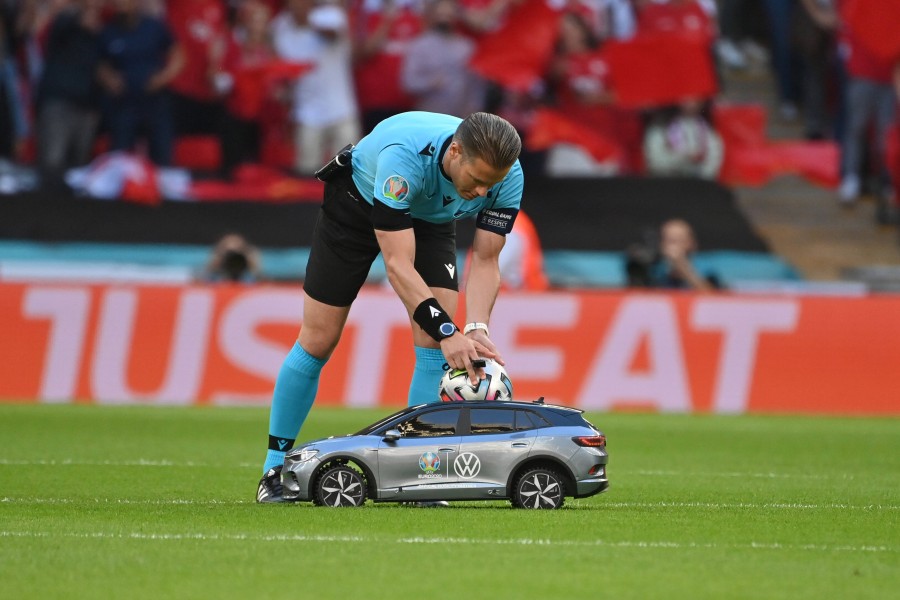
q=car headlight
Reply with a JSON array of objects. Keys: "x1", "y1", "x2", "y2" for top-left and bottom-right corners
[{"x1": 286, "y1": 448, "x2": 318, "y2": 463}]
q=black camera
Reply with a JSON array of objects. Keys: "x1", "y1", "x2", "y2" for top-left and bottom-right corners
[
  {"x1": 314, "y1": 144, "x2": 354, "y2": 182},
  {"x1": 625, "y1": 229, "x2": 661, "y2": 287},
  {"x1": 221, "y1": 249, "x2": 250, "y2": 282}
]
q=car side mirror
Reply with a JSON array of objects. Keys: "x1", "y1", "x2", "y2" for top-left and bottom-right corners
[{"x1": 382, "y1": 429, "x2": 402, "y2": 442}]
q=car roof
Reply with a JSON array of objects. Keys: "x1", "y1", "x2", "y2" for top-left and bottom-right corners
[
  {"x1": 410, "y1": 399, "x2": 583, "y2": 414},
  {"x1": 354, "y1": 399, "x2": 590, "y2": 436}
]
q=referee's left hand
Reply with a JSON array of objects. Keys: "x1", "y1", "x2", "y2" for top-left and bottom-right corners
[{"x1": 464, "y1": 328, "x2": 504, "y2": 367}]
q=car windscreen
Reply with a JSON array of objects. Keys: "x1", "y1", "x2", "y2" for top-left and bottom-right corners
[
  {"x1": 397, "y1": 407, "x2": 461, "y2": 437},
  {"x1": 354, "y1": 405, "x2": 422, "y2": 435}
]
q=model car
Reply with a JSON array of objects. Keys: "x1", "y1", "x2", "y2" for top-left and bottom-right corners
[{"x1": 281, "y1": 398, "x2": 608, "y2": 509}]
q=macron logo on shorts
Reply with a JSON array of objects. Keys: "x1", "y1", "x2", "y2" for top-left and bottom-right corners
[{"x1": 445, "y1": 263, "x2": 456, "y2": 279}]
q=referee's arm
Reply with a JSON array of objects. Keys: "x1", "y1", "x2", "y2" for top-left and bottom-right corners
[
  {"x1": 374, "y1": 227, "x2": 434, "y2": 310},
  {"x1": 464, "y1": 228, "x2": 505, "y2": 363}
]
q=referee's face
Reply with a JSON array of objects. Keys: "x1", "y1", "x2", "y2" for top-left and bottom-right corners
[{"x1": 445, "y1": 142, "x2": 510, "y2": 201}]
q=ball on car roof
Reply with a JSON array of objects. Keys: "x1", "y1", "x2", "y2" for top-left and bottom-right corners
[{"x1": 439, "y1": 358, "x2": 513, "y2": 402}]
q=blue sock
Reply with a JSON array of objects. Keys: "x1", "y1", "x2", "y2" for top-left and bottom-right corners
[
  {"x1": 408, "y1": 346, "x2": 446, "y2": 406},
  {"x1": 262, "y1": 342, "x2": 326, "y2": 473}
]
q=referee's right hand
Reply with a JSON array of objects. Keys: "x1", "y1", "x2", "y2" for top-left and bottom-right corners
[{"x1": 440, "y1": 333, "x2": 495, "y2": 386}]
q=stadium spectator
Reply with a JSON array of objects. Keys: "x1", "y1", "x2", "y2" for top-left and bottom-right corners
[
  {"x1": 200, "y1": 232, "x2": 262, "y2": 283},
  {"x1": 761, "y1": 0, "x2": 802, "y2": 121},
  {"x1": 596, "y1": 0, "x2": 639, "y2": 40},
  {"x1": 545, "y1": 10, "x2": 642, "y2": 173},
  {"x1": 793, "y1": 0, "x2": 838, "y2": 141},
  {"x1": 643, "y1": 99, "x2": 724, "y2": 179},
  {"x1": 715, "y1": 0, "x2": 749, "y2": 69},
  {"x1": 400, "y1": 0, "x2": 485, "y2": 117},
  {"x1": 34, "y1": 0, "x2": 104, "y2": 190},
  {"x1": 256, "y1": 112, "x2": 523, "y2": 503},
  {"x1": 350, "y1": 0, "x2": 423, "y2": 133},
  {"x1": 165, "y1": 0, "x2": 230, "y2": 155},
  {"x1": 837, "y1": 22, "x2": 897, "y2": 211},
  {"x1": 633, "y1": 0, "x2": 718, "y2": 41},
  {"x1": 0, "y1": 11, "x2": 27, "y2": 163},
  {"x1": 97, "y1": 0, "x2": 185, "y2": 166},
  {"x1": 220, "y1": 0, "x2": 278, "y2": 174},
  {"x1": 10, "y1": 0, "x2": 69, "y2": 87},
  {"x1": 272, "y1": 0, "x2": 359, "y2": 175},
  {"x1": 625, "y1": 218, "x2": 721, "y2": 290},
  {"x1": 457, "y1": 0, "x2": 519, "y2": 36}
]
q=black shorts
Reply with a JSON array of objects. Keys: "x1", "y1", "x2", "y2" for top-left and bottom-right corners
[{"x1": 304, "y1": 169, "x2": 458, "y2": 307}]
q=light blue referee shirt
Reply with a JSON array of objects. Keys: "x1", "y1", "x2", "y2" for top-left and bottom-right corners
[{"x1": 350, "y1": 112, "x2": 524, "y2": 231}]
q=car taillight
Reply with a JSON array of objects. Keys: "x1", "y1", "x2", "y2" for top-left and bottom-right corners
[{"x1": 573, "y1": 435, "x2": 606, "y2": 448}]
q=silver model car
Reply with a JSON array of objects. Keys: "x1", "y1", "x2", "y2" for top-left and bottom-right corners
[{"x1": 281, "y1": 399, "x2": 608, "y2": 509}]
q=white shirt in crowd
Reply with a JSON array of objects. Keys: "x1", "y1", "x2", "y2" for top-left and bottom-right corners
[{"x1": 271, "y1": 6, "x2": 358, "y2": 127}]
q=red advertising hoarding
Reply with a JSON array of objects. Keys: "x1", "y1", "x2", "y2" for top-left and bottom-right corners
[{"x1": 1, "y1": 282, "x2": 898, "y2": 414}]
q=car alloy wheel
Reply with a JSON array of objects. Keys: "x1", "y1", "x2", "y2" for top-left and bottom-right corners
[
  {"x1": 513, "y1": 467, "x2": 564, "y2": 509},
  {"x1": 314, "y1": 465, "x2": 366, "y2": 507}
]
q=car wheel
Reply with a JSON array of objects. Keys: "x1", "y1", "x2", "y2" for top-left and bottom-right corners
[
  {"x1": 512, "y1": 467, "x2": 565, "y2": 509},
  {"x1": 313, "y1": 465, "x2": 367, "y2": 507}
]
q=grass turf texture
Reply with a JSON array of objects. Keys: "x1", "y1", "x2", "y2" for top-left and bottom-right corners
[{"x1": 1, "y1": 404, "x2": 897, "y2": 599}]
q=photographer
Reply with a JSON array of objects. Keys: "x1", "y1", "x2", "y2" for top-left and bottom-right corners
[
  {"x1": 626, "y1": 219, "x2": 721, "y2": 291},
  {"x1": 201, "y1": 233, "x2": 261, "y2": 283}
]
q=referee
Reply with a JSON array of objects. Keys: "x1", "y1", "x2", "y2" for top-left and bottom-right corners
[{"x1": 257, "y1": 111, "x2": 525, "y2": 502}]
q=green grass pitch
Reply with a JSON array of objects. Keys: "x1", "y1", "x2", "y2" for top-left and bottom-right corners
[{"x1": 1, "y1": 403, "x2": 897, "y2": 599}]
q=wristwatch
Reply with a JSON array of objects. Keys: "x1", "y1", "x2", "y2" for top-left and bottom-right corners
[{"x1": 438, "y1": 322, "x2": 458, "y2": 339}]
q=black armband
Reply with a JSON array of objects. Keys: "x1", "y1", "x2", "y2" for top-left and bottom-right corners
[
  {"x1": 372, "y1": 199, "x2": 414, "y2": 231},
  {"x1": 413, "y1": 298, "x2": 458, "y2": 342},
  {"x1": 476, "y1": 207, "x2": 518, "y2": 235}
]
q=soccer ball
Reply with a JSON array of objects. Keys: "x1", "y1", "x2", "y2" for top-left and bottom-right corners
[{"x1": 439, "y1": 359, "x2": 513, "y2": 402}]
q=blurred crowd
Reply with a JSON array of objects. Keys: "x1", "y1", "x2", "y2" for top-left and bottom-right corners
[{"x1": 0, "y1": 0, "x2": 898, "y2": 210}]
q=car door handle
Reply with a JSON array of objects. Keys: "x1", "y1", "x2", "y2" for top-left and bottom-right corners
[
  {"x1": 511, "y1": 442, "x2": 529, "y2": 448},
  {"x1": 439, "y1": 448, "x2": 456, "y2": 453}
]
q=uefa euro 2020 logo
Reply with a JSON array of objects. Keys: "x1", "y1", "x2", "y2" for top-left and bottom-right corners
[{"x1": 419, "y1": 451, "x2": 441, "y2": 473}]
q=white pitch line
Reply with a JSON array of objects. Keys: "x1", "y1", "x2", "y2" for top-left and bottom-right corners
[
  {"x1": 0, "y1": 458, "x2": 258, "y2": 469},
  {"x1": 633, "y1": 469, "x2": 857, "y2": 480},
  {"x1": 1, "y1": 497, "x2": 249, "y2": 505},
  {"x1": 0, "y1": 530, "x2": 893, "y2": 554},
  {"x1": 601, "y1": 501, "x2": 899, "y2": 511},
  {"x1": 2, "y1": 497, "x2": 897, "y2": 511}
]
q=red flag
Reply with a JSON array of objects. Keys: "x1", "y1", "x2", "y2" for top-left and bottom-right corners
[
  {"x1": 526, "y1": 108, "x2": 624, "y2": 164},
  {"x1": 604, "y1": 33, "x2": 718, "y2": 109},
  {"x1": 769, "y1": 142, "x2": 841, "y2": 188},
  {"x1": 714, "y1": 104, "x2": 840, "y2": 187},
  {"x1": 714, "y1": 104, "x2": 767, "y2": 148},
  {"x1": 469, "y1": 0, "x2": 563, "y2": 91},
  {"x1": 842, "y1": 0, "x2": 900, "y2": 62}
]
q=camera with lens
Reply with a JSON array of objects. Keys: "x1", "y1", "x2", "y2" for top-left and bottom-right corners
[{"x1": 624, "y1": 228, "x2": 661, "y2": 287}]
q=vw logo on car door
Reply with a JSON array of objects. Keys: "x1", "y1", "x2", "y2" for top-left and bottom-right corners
[{"x1": 453, "y1": 452, "x2": 481, "y2": 479}]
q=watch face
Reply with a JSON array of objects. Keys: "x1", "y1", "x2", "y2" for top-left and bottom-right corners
[{"x1": 439, "y1": 322, "x2": 457, "y2": 337}]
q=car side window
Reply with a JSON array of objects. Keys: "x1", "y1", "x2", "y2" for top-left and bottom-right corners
[
  {"x1": 397, "y1": 408, "x2": 459, "y2": 437},
  {"x1": 520, "y1": 410, "x2": 550, "y2": 429},
  {"x1": 514, "y1": 410, "x2": 538, "y2": 431},
  {"x1": 469, "y1": 408, "x2": 517, "y2": 434}
]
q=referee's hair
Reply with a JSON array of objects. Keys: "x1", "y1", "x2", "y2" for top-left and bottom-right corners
[{"x1": 454, "y1": 112, "x2": 522, "y2": 170}]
